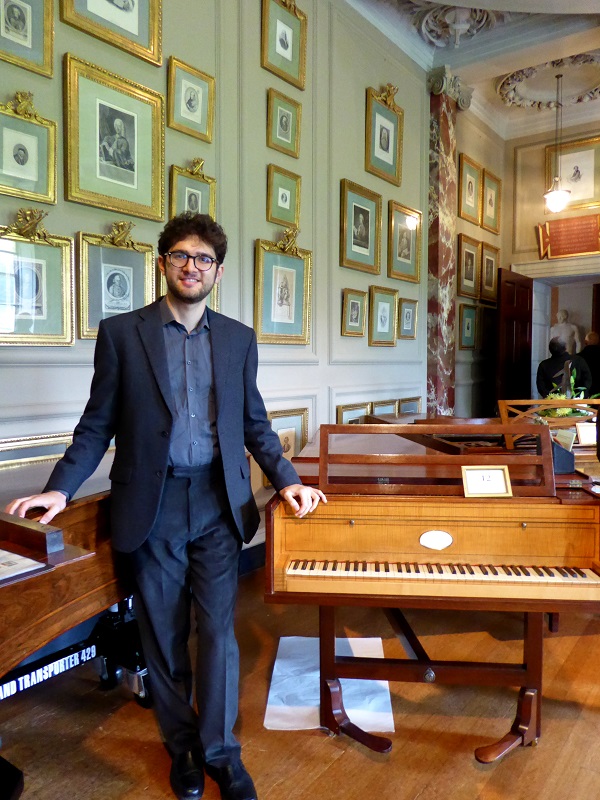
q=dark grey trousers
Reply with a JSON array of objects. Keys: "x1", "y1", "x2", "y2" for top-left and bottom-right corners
[{"x1": 128, "y1": 464, "x2": 242, "y2": 766}]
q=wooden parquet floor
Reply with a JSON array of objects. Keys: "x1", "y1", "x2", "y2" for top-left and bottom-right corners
[{"x1": 2, "y1": 568, "x2": 600, "y2": 800}]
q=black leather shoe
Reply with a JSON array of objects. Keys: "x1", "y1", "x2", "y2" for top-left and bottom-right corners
[
  {"x1": 170, "y1": 750, "x2": 204, "y2": 800},
  {"x1": 205, "y1": 761, "x2": 257, "y2": 800}
]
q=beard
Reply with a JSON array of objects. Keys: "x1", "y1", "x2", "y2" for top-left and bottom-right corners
[{"x1": 163, "y1": 269, "x2": 216, "y2": 305}]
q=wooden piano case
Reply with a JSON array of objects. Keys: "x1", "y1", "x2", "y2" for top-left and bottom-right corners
[{"x1": 265, "y1": 423, "x2": 600, "y2": 762}]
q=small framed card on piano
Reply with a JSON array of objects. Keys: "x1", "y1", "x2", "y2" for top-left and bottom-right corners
[{"x1": 461, "y1": 465, "x2": 513, "y2": 498}]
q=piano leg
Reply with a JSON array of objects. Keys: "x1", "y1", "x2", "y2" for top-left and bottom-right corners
[
  {"x1": 319, "y1": 607, "x2": 392, "y2": 754},
  {"x1": 474, "y1": 612, "x2": 543, "y2": 763}
]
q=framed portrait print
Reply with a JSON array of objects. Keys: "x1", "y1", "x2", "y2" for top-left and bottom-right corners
[
  {"x1": 64, "y1": 54, "x2": 164, "y2": 222},
  {"x1": 336, "y1": 402, "x2": 372, "y2": 424},
  {"x1": 341, "y1": 288, "x2": 367, "y2": 337},
  {"x1": 267, "y1": 164, "x2": 300, "y2": 228},
  {"x1": 77, "y1": 222, "x2": 154, "y2": 339},
  {"x1": 458, "y1": 303, "x2": 477, "y2": 350},
  {"x1": 368, "y1": 285, "x2": 397, "y2": 346},
  {"x1": 458, "y1": 233, "x2": 481, "y2": 299},
  {"x1": 267, "y1": 88, "x2": 301, "y2": 158},
  {"x1": 169, "y1": 159, "x2": 216, "y2": 219},
  {"x1": 397, "y1": 297, "x2": 417, "y2": 340},
  {"x1": 0, "y1": 213, "x2": 73, "y2": 345},
  {"x1": 261, "y1": 0, "x2": 307, "y2": 90},
  {"x1": 264, "y1": 407, "x2": 308, "y2": 486},
  {"x1": 545, "y1": 134, "x2": 600, "y2": 212},
  {"x1": 0, "y1": 0, "x2": 53, "y2": 76},
  {"x1": 60, "y1": 0, "x2": 162, "y2": 66},
  {"x1": 481, "y1": 169, "x2": 501, "y2": 234},
  {"x1": 480, "y1": 242, "x2": 499, "y2": 304},
  {"x1": 458, "y1": 153, "x2": 482, "y2": 225},
  {"x1": 0, "y1": 92, "x2": 56, "y2": 204},
  {"x1": 388, "y1": 200, "x2": 421, "y2": 282},
  {"x1": 365, "y1": 84, "x2": 403, "y2": 186},
  {"x1": 340, "y1": 179, "x2": 382, "y2": 274},
  {"x1": 398, "y1": 396, "x2": 421, "y2": 415},
  {"x1": 254, "y1": 235, "x2": 311, "y2": 345},
  {"x1": 371, "y1": 399, "x2": 398, "y2": 416},
  {"x1": 167, "y1": 57, "x2": 215, "y2": 143}
]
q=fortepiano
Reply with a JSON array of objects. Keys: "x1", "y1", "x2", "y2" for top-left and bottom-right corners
[{"x1": 265, "y1": 422, "x2": 600, "y2": 763}]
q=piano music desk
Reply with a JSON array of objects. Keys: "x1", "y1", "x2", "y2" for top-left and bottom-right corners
[{"x1": 265, "y1": 423, "x2": 600, "y2": 763}]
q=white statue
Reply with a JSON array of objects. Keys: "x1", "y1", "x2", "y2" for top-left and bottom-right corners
[{"x1": 550, "y1": 309, "x2": 581, "y2": 355}]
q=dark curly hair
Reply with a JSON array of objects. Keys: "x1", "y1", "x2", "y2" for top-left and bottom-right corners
[{"x1": 158, "y1": 213, "x2": 228, "y2": 264}]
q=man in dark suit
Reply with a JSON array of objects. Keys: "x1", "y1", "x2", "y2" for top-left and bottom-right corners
[
  {"x1": 536, "y1": 337, "x2": 592, "y2": 398},
  {"x1": 578, "y1": 331, "x2": 600, "y2": 397},
  {"x1": 5, "y1": 213, "x2": 326, "y2": 800}
]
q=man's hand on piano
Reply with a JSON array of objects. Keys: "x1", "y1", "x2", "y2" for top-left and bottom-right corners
[
  {"x1": 4, "y1": 491, "x2": 67, "y2": 525},
  {"x1": 279, "y1": 484, "x2": 327, "y2": 518}
]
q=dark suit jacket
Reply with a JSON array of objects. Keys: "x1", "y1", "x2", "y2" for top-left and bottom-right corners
[{"x1": 45, "y1": 301, "x2": 300, "y2": 553}]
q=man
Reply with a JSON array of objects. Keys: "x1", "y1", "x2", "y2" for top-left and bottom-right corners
[
  {"x1": 536, "y1": 336, "x2": 592, "y2": 398},
  {"x1": 5, "y1": 213, "x2": 326, "y2": 800},
  {"x1": 578, "y1": 331, "x2": 600, "y2": 397}
]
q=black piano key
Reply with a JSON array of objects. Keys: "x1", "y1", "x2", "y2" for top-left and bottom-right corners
[
  {"x1": 354, "y1": 561, "x2": 359, "y2": 572},
  {"x1": 555, "y1": 566, "x2": 568, "y2": 577},
  {"x1": 427, "y1": 563, "x2": 433, "y2": 574},
  {"x1": 309, "y1": 560, "x2": 316, "y2": 570},
  {"x1": 489, "y1": 564, "x2": 498, "y2": 576},
  {"x1": 466, "y1": 564, "x2": 475, "y2": 575},
  {"x1": 480, "y1": 564, "x2": 488, "y2": 575},
  {"x1": 301, "y1": 560, "x2": 308, "y2": 570},
  {"x1": 332, "y1": 561, "x2": 338, "y2": 572},
  {"x1": 323, "y1": 560, "x2": 329, "y2": 570},
  {"x1": 362, "y1": 561, "x2": 367, "y2": 572},
  {"x1": 573, "y1": 567, "x2": 587, "y2": 578},
  {"x1": 436, "y1": 563, "x2": 443, "y2": 574},
  {"x1": 384, "y1": 562, "x2": 390, "y2": 572},
  {"x1": 501, "y1": 565, "x2": 511, "y2": 575},
  {"x1": 449, "y1": 564, "x2": 457, "y2": 575},
  {"x1": 414, "y1": 563, "x2": 421, "y2": 573},
  {"x1": 291, "y1": 559, "x2": 300, "y2": 570},
  {"x1": 520, "y1": 566, "x2": 530, "y2": 576},
  {"x1": 533, "y1": 566, "x2": 544, "y2": 576},
  {"x1": 565, "y1": 567, "x2": 577, "y2": 578},
  {"x1": 404, "y1": 562, "x2": 411, "y2": 574},
  {"x1": 345, "y1": 561, "x2": 351, "y2": 572},
  {"x1": 542, "y1": 566, "x2": 555, "y2": 577},
  {"x1": 375, "y1": 562, "x2": 380, "y2": 573},
  {"x1": 511, "y1": 565, "x2": 521, "y2": 576},
  {"x1": 457, "y1": 564, "x2": 466, "y2": 575}
]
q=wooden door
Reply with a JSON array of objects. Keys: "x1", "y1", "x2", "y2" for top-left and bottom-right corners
[{"x1": 496, "y1": 268, "x2": 533, "y2": 403}]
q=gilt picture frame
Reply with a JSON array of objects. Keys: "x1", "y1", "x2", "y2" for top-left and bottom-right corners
[
  {"x1": 458, "y1": 233, "x2": 481, "y2": 299},
  {"x1": 169, "y1": 160, "x2": 216, "y2": 219},
  {"x1": 167, "y1": 57, "x2": 215, "y2": 143},
  {"x1": 336, "y1": 401, "x2": 372, "y2": 424},
  {"x1": 545, "y1": 134, "x2": 600, "y2": 212},
  {"x1": 458, "y1": 153, "x2": 482, "y2": 225},
  {"x1": 459, "y1": 302, "x2": 477, "y2": 350},
  {"x1": 481, "y1": 169, "x2": 501, "y2": 234},
  {"x1": 254, "y1": 237, "x2": 311, "y2": 345},
  {"x1": 1, "y1": 0, "x2": 53, "y2": 76},
  {"x1": 0, "y1": 218, "x2": 74, "y2": 345},
  {"x1": 267, "y1": 163, "x2": 300, "y2": 228},
  {"x1": 64, "y1": 54, "x2": 165, "y2": 222},
  {"x1": 77, "y1": 224, "x2": 154, "y2": 339},
  {"x1": 397, "y1": 297, "x2": 417, "y2": 340},
  {"x1": 261, "y1": 0, "x2": 307, "y2": 90},
  {"x1": 60, "y1": 0, "x2": 162, "y2": 66},
  {"x1": 368, "y1": 285, "x2": 397, "y2": 346},
  {"x1": 365, "y1": 84, "x2": 403, "y2": 186},
  {"x1": 341, "y1": 288, "x2": 367, "y2": 337},
  {"x1": 340, "y1": 179, "x2": 381, "y2": 274},
  {"x1": 388, "y1": 200, "x2": 421, "y2": 282},
  {"x1": 267, "y1": 87, "x2": 301, "y2": 158},
  {"x1": 263, "y1": 406, "x2": 308, "y2": 487},
  {"x1": 0, "y1": 92, "x2": 56, "y2": 204},
  {"x1": 480, "y1": 242, "x2": 499, "y2": 304}
]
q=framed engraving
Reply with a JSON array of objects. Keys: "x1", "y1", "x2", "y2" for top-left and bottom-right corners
[
  {"x1": 64, "y1": 54, "x2": 165, "y2": 221},
  {"x1": 458, "y1": 153, "x2": 482, "y2": 225},
  {"x1": 371, "y1": 399, "x2": 398, "y2": 416},
  {"x1": 267, "y1": 163, "x2": 300, "y2": 228},
  {"x1": 340, "y1": 179, "x2": 381, "y2": 274},
  {"x1": 261, "y1": 0, "x2": 307, "y2": 90},
  {"x1": 60, "y1": 0, "x2": 162, "y2": 66},
  {"x1": 267, "y1": 87, "x2": 301, "y2": 158},
  {"x1": 458, "y1": 302, "x2": 477, "y2": 350},
  {"x1": 458, "y1": 233, "x2": 481, "y2": 299},
  {"x1": 263, "y1": 406, "x2": 308, "y2": 487},
  {"x1": 77, "y1": 221, "x2": 154, "y2": 339},
  {"x1": 336, "y1": 401, "x2": 372, "y2": 424},
  {"x1": 388, "y1": 200, "x2": 421, "y2": 282},
  {"x1": 0, "y1": 210, "x2": 73, "y2": 345},
  {"x1": 480, "y1": 242, "x2": 499, "y2": 304},
  {"x1": 368, "y1": 285, "x2": 397, "y2": 346},
  {"x1": 397, "y1": 297, "x2": 417, "y2": 340},
  {"x1": 1, "y1": 0, "x2": 53, "y2": 76},
  {"x1": 545, "y1": 134, "x2": 600, "y2": 212},
  {"x1": 167, "y1": 56, "x2": 215, "y2": 143},
  {"x1": 0, "y1": 91, "x2": 56, "y2": 204},
  {"x1": 341, "y1": 288, "x2": 367, "y2": 337},
  {"x1": 169, "y1": 158, "x2": 216, "y2": 219},
  {"x1": 365, "y1": 84, "x2": 403, "y2": 186},
  {"x1": 254, "y1": 233, "x2": 311, "y2": 345},
  {"x1": 481, "y1": 169, "x2": 501, "y2": 234}
]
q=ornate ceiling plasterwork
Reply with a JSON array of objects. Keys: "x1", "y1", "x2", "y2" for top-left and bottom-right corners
[
  {"x1": 392, "y1": 1, "x2": 522, "y2": 48},
  {"x1": 497, "y1": 54, "x2": 600, "y2": 109}
]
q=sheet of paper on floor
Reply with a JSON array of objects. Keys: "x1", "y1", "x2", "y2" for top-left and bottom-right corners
[{"x1": 264, "y1": 637, "x2": 394, "y2": 732}]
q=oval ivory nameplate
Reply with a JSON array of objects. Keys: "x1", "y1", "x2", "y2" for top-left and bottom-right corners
[{"x1": 419, "y1": 530, "x2": 453, "y2": 551}]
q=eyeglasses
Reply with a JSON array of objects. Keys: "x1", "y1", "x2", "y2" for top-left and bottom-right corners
[{"x1": 165, "y1": 251, "x2": 218, "y2": 271}]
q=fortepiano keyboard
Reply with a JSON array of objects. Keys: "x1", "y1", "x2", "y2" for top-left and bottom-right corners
[{"x1": 286, "y1": 559, "x2": 600, "y2": 585}]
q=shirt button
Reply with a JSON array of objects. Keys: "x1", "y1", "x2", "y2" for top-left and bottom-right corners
[
  {"x1": 187, "y1": 360, "x2": 191, "y2": 365},
  {"x1": 192, "y1": 441, "x2": 197, "y2": 446},
  {"x1": 191, "y1": 413, "x2": 196, "y2": 418},
  {"x1": 188, "y1": 387, "x2": 193, "y2": 392}
]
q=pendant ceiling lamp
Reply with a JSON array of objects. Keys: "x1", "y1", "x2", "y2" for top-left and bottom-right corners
[{"x1": 543, "y1": 73, "x2": 571, "y2": 214}]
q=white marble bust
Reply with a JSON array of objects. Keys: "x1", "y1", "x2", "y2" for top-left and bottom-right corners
[{"x1": 550, "y1": 309, "x2": 581, "y2": 355}]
